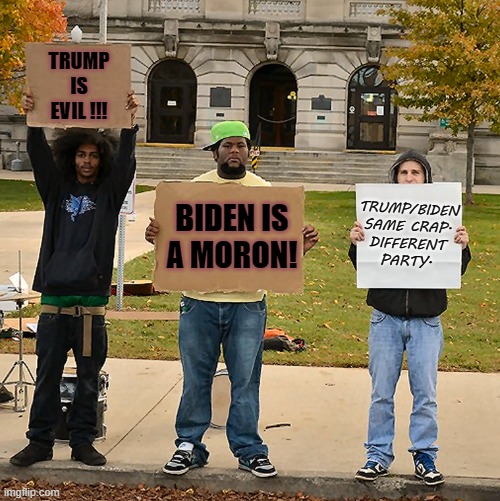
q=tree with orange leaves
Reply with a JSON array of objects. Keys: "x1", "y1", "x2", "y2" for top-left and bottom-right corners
[
  {"x1": 381, "y1": 0, "x2": 500, "y2": 205},
  {"x1": 0, "y1": 0, "x2": 67, "y2": 109}
]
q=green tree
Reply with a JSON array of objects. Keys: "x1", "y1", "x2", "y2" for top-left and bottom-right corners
[
  {"x1": 0, "y1": 0, "x2": 67, "y2": 109},
  {"x1": 381, "y1": 0, "x2": 500, "y2": 204}
]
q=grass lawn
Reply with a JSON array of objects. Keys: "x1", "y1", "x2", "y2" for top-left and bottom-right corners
[
  {"x1": 1, "y1": 183, "x2": 498, "y2": 372},
  {"x1": 0, "y1": 179, "x2": 153, "y2": 212},
  {"x1": 0, "y1": 179, "x2": 43, "y2": 211}
]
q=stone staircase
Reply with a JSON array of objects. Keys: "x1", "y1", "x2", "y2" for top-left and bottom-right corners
[{"x1": 135, "y1": 145, "x2": 399, "y2": 184}]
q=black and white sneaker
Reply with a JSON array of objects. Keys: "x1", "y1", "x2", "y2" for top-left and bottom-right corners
[
  {"x1": 413, "y1": 452, "x2": 444, "y2": 486},
  {"x1": 163, "y1": 449, "x2": 203, "y2": 475},
  {"x1": 355, "y1": 460, "x2": 389, "y2": 481},
  {"x1": 238, "y1": 454, "x2": 277, "y2": 478}
]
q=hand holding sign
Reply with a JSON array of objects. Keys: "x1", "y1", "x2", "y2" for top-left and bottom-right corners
[
  {"x1": 145, "y1": 217, "x2": 159, "y2": 244},
  {"x1": 21, "y1": 90, "x2": 34, "y2": 113},
  {"x1": 125, "y1": 90, "x2": 140, "y2": 124},
  {"x1": 23, "y1": 88, "x2": 140, "y2": 127},
  {"x1": 350, "y1": 221, "x2": 364, "y2": 244},
  {"x1": 302, "y1": 225, "x2": 319, "y2": 253},
  {"x1": 453, "y1": 225, "x2": 469, "y2": 249}
]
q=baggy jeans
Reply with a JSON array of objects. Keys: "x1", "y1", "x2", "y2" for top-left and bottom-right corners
[{"x1": 175, "y1": 296, "x2": 268, "y2": 464}]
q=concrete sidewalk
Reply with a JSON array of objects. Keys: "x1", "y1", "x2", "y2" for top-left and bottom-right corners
[{"x1": 0, "y1": 355, "x2": 499, "y2": 500}]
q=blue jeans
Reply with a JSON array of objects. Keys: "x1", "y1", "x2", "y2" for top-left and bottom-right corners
[
  {"x1": 27, "y1": 312, "x2": 107, "y2": 448},
  {"x1": 365, "y1": 309, "x2": 443, "y2": 468},
  {"x1": 175, "y1": 296, "x2": 268, "y2": 464}
]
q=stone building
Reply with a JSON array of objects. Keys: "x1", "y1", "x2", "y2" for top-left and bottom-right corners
[{"x1": 1, "y1": 0, "x2": 498, "y2": 184}]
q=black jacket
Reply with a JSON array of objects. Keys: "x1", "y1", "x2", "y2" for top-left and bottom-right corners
[
  {"x1": 349, "y1": 149, "x2": 471, "y2": 317},
  {"x1": 348, "y1": 243, "x2": 471, "y2": 317},
  {"x1": 29, "y1": 127, "x2": 137, "y2": 296}
]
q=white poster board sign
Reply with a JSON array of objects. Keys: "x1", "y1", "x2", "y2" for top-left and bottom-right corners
[
  {"x1": 356, "y1": 183, "x2": 463, "y2": 289},
  {"x1": 120, "y1": 176, "x2": 136, "y2": 215}
]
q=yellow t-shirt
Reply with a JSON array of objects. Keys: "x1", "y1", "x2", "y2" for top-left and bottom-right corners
[{"x1": 183, "y1": 169, "x2": 271, "y2": 303}]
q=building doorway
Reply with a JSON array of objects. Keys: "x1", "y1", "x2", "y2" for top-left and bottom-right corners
[
  {"x1": 347, "y1": 66, "x2": 397, "y2": 151},
  {"x1": 249, "y1": 64, "x2": 297, "y2": 147},
  {"x1": 148, "y1": 60, "x2": 197, "y2": 143}
]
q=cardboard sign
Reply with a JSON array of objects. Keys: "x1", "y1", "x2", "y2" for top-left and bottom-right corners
[
  {"x1": 355, "y1": 183, "x2": 463, "y2": 289},
  {"x1": 154, "y1": 182, "x2": 304, "y2": 293},
  {"x1": 25, "y1": 43, "x2": 132, "y2": 128}
]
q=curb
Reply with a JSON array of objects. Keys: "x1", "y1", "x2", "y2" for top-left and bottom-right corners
[{"x1": 1, "y1": 462, "x2": 499, "y2": 501}]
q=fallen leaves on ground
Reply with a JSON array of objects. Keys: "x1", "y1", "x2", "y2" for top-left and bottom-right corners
[{"x1": 0, "y1": 478, "x2": 453, "y2": 501}]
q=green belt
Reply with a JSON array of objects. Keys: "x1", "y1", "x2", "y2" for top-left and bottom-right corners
[{"x1": 40, "y1": 305, "x2": 106, "y2": 357}]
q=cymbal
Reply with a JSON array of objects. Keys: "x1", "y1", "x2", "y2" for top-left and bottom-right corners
[{"x1": 0, "y1": 291, "x2": 41, "y2": 302}]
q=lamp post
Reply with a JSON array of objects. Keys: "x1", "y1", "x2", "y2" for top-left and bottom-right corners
[{"x1": 99, "y1": 0, "x2": 108, "y2": 43}]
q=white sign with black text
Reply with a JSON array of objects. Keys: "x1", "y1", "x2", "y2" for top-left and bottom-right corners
[
  {"x1": 355, "y1": 183, "x2": 463, "y2": 289},
  {"x1": 120, "y1": 176, "x2": 136, "y2": 215}
]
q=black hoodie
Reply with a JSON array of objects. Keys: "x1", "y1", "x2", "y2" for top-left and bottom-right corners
[
  {"x1": 348, "y1": 150, "x2": 471, "y2": 317},
  {"x1": 388, "y1": 150, "x2": 433, "y2": 184},
  {"x1": 29, "y1": 127, "x2": 137, "y2": 296}
]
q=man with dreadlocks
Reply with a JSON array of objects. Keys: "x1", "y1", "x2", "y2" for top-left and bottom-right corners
[{"x1": 10, "y1": 90, "x2": 140, "y2": 468}]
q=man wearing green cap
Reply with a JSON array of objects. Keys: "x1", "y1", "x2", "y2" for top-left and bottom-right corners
[{"x1": 145, "y1": 120, "x2": 318, "y2": 478}]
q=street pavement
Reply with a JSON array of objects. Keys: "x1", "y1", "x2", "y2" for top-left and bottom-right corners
[{"x1": 0, "y1": 169, "x2": 499, "y2": 500}]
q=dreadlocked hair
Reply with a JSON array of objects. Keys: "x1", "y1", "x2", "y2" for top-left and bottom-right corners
[{"x1": 51, "y1": 128, "x2": 119, "y2": 181}]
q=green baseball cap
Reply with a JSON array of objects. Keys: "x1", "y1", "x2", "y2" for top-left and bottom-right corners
[{"x1": 202, "y1": 121, "x2": 251, "y2": 150}]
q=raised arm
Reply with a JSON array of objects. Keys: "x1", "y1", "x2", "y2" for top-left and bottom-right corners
[
  {"x1": 22, "y1": 91, "x2": 58, "y2": 204},
  {"x1": 109, "y1": 90, "x2": 141, "y2": 206}
]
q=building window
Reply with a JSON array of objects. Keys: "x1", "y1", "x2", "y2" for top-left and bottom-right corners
[
  {"x1": 148, "y1": 0, "x2": 201, "y2": 13},
  {"x1": 347, "y1": 65, "x2": 397, "y2": 150},
  {"x1": 248, "y1": 0, "x2": 302, "y2": 15},
  {"x1": 349, "y1": 2, "x2": 402, "y2": 18}
]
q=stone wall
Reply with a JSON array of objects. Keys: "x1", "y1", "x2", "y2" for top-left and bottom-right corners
[{"x1": 1, "y1": 0, "x2": 498, "y2": 183}]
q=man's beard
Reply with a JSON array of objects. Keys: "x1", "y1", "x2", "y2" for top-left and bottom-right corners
[{"x1": 218, "y1": 161, "x2": 246, "y2": 179}]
